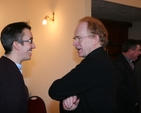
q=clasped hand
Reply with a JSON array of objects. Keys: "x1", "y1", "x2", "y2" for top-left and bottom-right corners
[{"x1": 63, "y1": 96, "x2": 80, "y2": 111}]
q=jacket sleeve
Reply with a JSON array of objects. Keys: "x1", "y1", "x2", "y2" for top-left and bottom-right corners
[
  {"x1": 49, "y1": 58, "x2": 98, "y2": 100},
  {"x1": 48, "y1": 57, "x2": 114, "y2": 101}
]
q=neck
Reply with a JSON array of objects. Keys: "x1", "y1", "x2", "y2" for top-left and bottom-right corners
[
  {"x1": 122, "y1": 52, "x2": 132, "y2": 61},
  {"x1": 5, "y1": 54, "x2": 21, "y2": 64}
]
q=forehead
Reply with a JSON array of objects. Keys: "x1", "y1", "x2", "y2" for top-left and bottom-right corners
[
  {"x1": 74, "y1": 22, "x2": 88, "y2": 36},
  {"x1": 22, "y1": 28, "x2": 32, "y2": 39}
]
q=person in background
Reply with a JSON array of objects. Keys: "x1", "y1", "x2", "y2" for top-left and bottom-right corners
[
  {"x1": 113, "y1": 39, "x2": 141, "y2": 113},
  {"x1": 48, "y1": 16, "x2": 117, "y2": 113},
  {"x1": 134, "y1": 40, "x2": 141, "y2": 113},
  {"x1": 0, "y1": 22, "x2": 36, "y2": 113},
  {"x1": 135, "y1": 59, "x2": 141, "y2": 113}
]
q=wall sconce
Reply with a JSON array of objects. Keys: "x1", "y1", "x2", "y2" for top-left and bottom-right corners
[{"x1": 42, "y1": 12, "x2": 54, "y2": 25}]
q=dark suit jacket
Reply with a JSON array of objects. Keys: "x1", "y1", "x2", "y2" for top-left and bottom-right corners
[
  {"x1": 113, "y1": 54, "x2": 138, "y2": 113},
  {"x1": 0, "y1": 56, "x2": 28, "y2": 113},
  {"x1": 49, "y1": 47, "x2": 117, "y2": 113},
  {"x1": 135, "y1": 59, "x2": 141, "y2": 112}
]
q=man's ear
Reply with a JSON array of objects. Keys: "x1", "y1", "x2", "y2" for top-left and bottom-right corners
[
  {"x1": 128, "y1": 48, "x2": 134, "y2": 54},
  {"x1": 13, "y1": 41, "x2": 20, "y2": 51},
  {"x1": 93, "y1": 35, "x2": 100, "y2": 44},
  {"x1": 128, "y1": 48, "x2": 133, "y2": 52}
]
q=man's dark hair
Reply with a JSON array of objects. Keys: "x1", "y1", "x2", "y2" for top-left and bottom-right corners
[
  {"x1": 122, "y1": 39, "x2": 141, "y2": 52},
  {"x1": 0, "y1": 22, "x2": 31, "y2": 54}
]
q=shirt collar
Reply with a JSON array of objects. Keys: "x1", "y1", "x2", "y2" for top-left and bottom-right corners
[{"x1": 16, "y1": 63, "x2": 22, "y2": 73}]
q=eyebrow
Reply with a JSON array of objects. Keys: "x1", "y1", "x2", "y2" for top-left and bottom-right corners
[
  {"x1": 29, "y1": 37, "x2": 33, "y2": 40},
  {"x1": 73, "y1": 36, "x2": 81, "y2": 39}
]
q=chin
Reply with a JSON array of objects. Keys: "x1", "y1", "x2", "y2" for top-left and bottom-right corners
[
  {"x1": 78, "y1": 54, "x2": 82, "y2": 57},
  {"x1": 25, "y1": 57, "x2": 31, "y2": 61},
  {"x1": 78, "y1": 55, "x2": 85, "y2": 58}
]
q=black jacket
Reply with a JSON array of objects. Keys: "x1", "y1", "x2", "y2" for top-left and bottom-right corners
[
  {"x1": 49, "y1": 47, "x2": 117, "y2": 113},
  {"x1": 135, "y1": 59, "x2": 141, "y2": 112},
  {"x1": 0, "y1": 56, "x2": 28, "y2": 113},
  {"x1": 113, "y1": 54, "x2": 138, "y2": 113}
]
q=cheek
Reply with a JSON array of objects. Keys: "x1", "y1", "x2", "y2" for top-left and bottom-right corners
[
  {"x1": 81, "y1": 41, "x2": 91, "y2": 51},
  {"x1": 22, "y1": 46, "x2": 30, "y2": 53},
  {"x1": 84, "y1": 40, "x2": 93, "y2": 47},
  {"x1": 81, "y1": 42, "x2": 87, "y2": 49},
  {"x1": 133, "y1": 52, "x2": 139, "y2": 58},
  {"x1": 135, "y1": 51, "x2": 139, "y2": 55}
]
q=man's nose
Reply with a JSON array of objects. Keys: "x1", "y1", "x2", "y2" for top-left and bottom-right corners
[{"x1": 32, "y1": 42, "x2": 36, "y2": 49}]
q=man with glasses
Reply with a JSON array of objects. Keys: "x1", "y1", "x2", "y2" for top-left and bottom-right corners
[
  {"x1": 0, "y1": 22, "x2": 36, "y2": 113},
  {"x1": 49, "y1": 16, "x2": 117, "y2": 113}
]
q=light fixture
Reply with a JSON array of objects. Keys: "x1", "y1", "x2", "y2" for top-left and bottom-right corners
[{"x1": 42, "y1": 12, "x2": 54, "y2": 25}]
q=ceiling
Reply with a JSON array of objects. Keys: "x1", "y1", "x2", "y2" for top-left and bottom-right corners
[{"x1": 92, "y1": 0, "x2": 141, "y2": 23}]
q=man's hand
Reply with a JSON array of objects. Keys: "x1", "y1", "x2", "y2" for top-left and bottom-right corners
[{"x1": 63, "y1": 96, "x2": 80, "y2": 111}]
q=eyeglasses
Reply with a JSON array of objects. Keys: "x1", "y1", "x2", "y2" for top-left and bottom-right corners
[
  {"x1": 73, "y1": 35, "x2": 94, "y2": 42},
  {"x1": 17, "y1": 38, "x2": 33, "y2": 44}
]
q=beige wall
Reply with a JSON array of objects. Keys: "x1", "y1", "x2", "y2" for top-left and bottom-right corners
[
  {"x1": 25, "y1": 0, "x2": 91, "y2": 113},
  {"x1": 0, "y1": 0, "x2": 28, "y2": 55},
  {"x1": 0, "y1": 0, "x2": 91, "y2": 113}
]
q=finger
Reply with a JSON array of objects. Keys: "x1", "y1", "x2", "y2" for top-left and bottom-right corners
[
  {"x1": 72, "y1": 96, "x2": 77, "y2": 103},
  {"x1": 68, "y1": 97, "x2": 73, "y2": 108},
  {"x1": 63, "y1": 102, "x2": 67, "y2": 110},
  {"x1": 63, "y1": 99, "x2": 70, "y2": 108},
  {"x1": 70, "y1": 103, "x2": 78, "y2": 110},
  {"x1": 63, "y1": 97, "x2": 73, "y2": 108}
]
